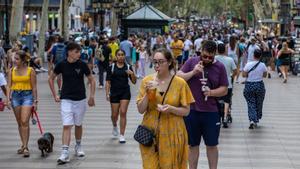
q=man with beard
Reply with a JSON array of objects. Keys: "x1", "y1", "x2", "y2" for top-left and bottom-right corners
[{"x1": 177, "y1": 40, "x2": 228, "y2": 169}]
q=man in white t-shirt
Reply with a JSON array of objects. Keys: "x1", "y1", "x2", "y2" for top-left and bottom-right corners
[
  {"x1": 183, "y1": 36, "x2": 194, "y2": 63},
  {"x1": 215, "y1": 43, "x2": 237, "y2": 128},
  {"x1": 194, "y1": 35, "x2": 203, "y2": 52},
  {"x1": 247, "y1": 37, "x2": 260, "y2": 62}
]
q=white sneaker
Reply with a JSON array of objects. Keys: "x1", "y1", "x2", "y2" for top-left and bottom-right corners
[
  {"x1": 112, "y1": 126, "x2": 119, "y2": 137},
  {"x1": 57, "y1": 150, "x2": 70, "y2": 164},
  {"x1": 119, "y1": 135, "x2": 126, "y2": 144},
  {"x1": 40, "y1": 67, "x2": 48, "y2": 72},
  {"x1": 98, "y1": 85, "x2": 103, "y2": 89},
  {"x1": 75, "y1": 144, "x2": 85, "y2": 157}
]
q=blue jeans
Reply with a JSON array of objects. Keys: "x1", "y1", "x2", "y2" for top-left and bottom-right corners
[{"x1": 11, "y1": 90, "x2": 33, "y2": 108}]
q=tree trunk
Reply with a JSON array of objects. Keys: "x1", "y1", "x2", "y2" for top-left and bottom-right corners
[
  {"x1": 38, "y1": 0, "x2": 49, "y2": 62},
  {"x1": 9, "y1": 0, "x2": 25, "y2": 43},
  {"x1": 61, "y1": 0, "x2": 70, "y2": 40},
  {"x1": 111, "y1": 0, "x2": 118, "y2": 37}
]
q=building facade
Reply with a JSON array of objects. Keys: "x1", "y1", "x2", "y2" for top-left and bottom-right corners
[{"x1": 0, "y1": 0, "x2": 60, "y2": 36}]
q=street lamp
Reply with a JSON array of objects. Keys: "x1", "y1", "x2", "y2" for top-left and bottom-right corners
[
  {"x1": 92, "y1": 0, "x2": 113, "y2": 32},
  {"x1": 3, "y1": 0, "x2": 12, "y2": 53}
]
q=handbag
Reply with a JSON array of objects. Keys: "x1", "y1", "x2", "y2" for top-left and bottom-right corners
[
  {"x1": 0, "y1": 100, "x2": 5, "y2": 111},
  {"x1": 95, "y1": 45, "x2": 105, "y2": 62},
  {"x1": 134, "y1": 75, "x2": 175, "y2": 146}
]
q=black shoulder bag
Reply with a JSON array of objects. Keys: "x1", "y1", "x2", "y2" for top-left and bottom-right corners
[{"x1": 134, "y1": 75, "x2": 175, "y2": 147}]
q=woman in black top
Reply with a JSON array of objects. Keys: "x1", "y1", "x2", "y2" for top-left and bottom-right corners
[
  {"x1": 106, "y1": 49, "x2": 136, "y2": 144},
  {"x1": 277, "y1": 42, "x2": 294, "y2": 83}
]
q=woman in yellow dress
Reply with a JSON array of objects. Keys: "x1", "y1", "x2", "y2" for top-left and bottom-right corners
[{"x1": 137, "y1": 48, "x2": 194, "y2": 169}]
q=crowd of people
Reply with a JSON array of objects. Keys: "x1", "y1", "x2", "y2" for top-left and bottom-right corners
[{"x1": 0, "y1": 23, "x2": 298, "y2": 168}]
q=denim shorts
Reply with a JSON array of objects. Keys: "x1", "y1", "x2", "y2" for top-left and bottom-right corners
[{"x1": 11, "y1": 90, "x2": 33, "y2": 108}]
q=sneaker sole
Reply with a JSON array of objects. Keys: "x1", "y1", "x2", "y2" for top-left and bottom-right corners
[
  {"x1": 76, "y1": 154, "x2": 85, "y2": 157},
  {"x1": 57, "y1": 159, "x2": 70, "y2": 165},
  {"x1": 119, "y1": 141, "x2": 126, "y2": 144}
]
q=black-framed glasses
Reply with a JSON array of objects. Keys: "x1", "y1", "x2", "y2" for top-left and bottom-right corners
[{"x1": 152, "y1": 59, "x2": 167, "y2": 66}]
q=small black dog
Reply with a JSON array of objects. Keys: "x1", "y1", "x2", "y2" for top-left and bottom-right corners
[{"x1": 37, "y1": 132, "x2": 54, "y2": 157}]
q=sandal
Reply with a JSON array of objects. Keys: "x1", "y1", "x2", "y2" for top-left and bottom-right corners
[
  {"x1": 17, "y1": 146, "x2": 25, "y2": 154},
  {"x1": 23, "y1": 147, "x2": 30, "y2": 158}
]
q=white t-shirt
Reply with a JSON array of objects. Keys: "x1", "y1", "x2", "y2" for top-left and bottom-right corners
[
  {"x1": 184, "y1": 39, "x2": 193, "y2": 51},
  {"x1": 215, "y1": 55, "x2": 237, "y2": 88},
  {"x1": 0, "y1": 73, "x2": 7, "y2": 98},
  {"x1": 247, "y1": 44, "x2": 260, "y2": 62},
  {"x1": 194, "y1": 38, "x2": 203, "y2": 51},
  {"x1": 244, "y1": 61, "x2": 267, "y2": 82}
]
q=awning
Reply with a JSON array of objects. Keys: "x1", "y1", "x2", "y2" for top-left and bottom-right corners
[{"x1": 294, "y1": 16, "x2": 300, "y2": 26}]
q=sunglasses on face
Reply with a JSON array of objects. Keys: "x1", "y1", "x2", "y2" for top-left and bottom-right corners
[{"x1": 152, "y1": 59, "x2": 167, "y2": 66}]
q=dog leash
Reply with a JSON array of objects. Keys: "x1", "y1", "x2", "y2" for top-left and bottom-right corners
[{"x1": 32, "y1": 107, "x2": 44, "y2": 135}]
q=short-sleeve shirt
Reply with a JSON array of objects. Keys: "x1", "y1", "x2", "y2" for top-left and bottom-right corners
[
  {"x1": 180, "y1": 57, "x2": 229, "y2": 112},
  {"x1": 243, "y1": 61, "x2": 267, "y2": 82},
  {"x1": 106, "y1": 63, "x2": 133, "y2": 92},
  {"x1": 54, "y1": 60, "x2": 91, "y2": 101},
  {"x1": 171, "y1": 40, "x2": 184, "y2": 58},
  {"x1": 120, "y1": 40, "x2": 133, "y2": 58},
  {"x1": 215, "y1": 55, "x2": 237, "y2": 88}
]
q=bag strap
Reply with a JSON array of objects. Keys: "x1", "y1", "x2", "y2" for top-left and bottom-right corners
[
  {"x1": 156, "y1": 75, "x2": 175, "y2": 126},
  {"x1": 248, "y1": 61, "x2": 261, "y2": 74}
]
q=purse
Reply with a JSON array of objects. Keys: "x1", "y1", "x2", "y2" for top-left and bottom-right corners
[
  {"x1": 0, "y1": 100, "x2": 5, "y2": 111},
  {"x1": 134, "y1": 75, "x2": 175, "y2": 146}
]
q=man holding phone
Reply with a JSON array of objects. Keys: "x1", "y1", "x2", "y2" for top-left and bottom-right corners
[{"x1": 177, "y1": 40, "x2": 228, "y2": 169}]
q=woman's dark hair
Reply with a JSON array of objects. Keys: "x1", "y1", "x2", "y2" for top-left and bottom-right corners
[
  {"x1": 16, "y1": 50, "x2": 30, "y2": 65},
  {"x1": 153, "y1": 48, "x2": 176, "y2": 72},
  {"x1": 217, "y1": 43, "x2": 226, "y2": 54},
  {"x1": 115, "y1": 49, "x2": 126, "y2": 56},
  {"x1": 45, "y1": 36, "x2": 56, "y2": 51},
  {"x1": 254, "y1": 48, "x2": 262, "y2": 59},
  {"x1": 202, "y1": 40, "x2": 217, "y2": 54},
  {"x1": 66, "y1": 42, "x2": 81, "y2": 52},
  {"x1": 229, "y1": 35, "x2": 237, "y2": 50}
]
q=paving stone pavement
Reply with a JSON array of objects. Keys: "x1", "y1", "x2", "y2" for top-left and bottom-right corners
[{"x1": 0, "y1": 72, "x2": 300, "y2": 169}]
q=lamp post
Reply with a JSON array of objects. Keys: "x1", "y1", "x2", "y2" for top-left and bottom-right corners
[{"x1": 3, "y1": 0, "x2": 12, "y2": 52}]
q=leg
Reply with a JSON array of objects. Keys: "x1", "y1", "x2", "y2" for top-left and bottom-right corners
[
  {"x1": 119, "y1": 100, "x2": 130, "y2": 136},
  {"x1": 13, "y1": 106, "x2": 23, "y2": 150},
  {"x1": 62, "y1": 125, "x2": 73, "y2": 146},
  {"x1": 97, "y1": 62, "x2": 104, "y2": 86},
  {"x1": 279, "y1": 66, "x2": 286, "y2": 80},
  {"x1": 75, "y1": 125, "x2": 82, "y2": 141},
  {"x1": 111, "y1": 103, "x2": 120, "y2": 127},
  {"x1": 256, "y1": 84, "x2": 266, "y2": 120},
  {"x1": 206, "y1": 146, "x2": 219, "y2": 169},
  {"x1": 189, "y1": 146, "x2": 200, "y2": 169},
  {"x1": 244, "y1": 84, "x2": 258, "y2": 123},
  {"x1": 19, "y1": 106, "x2": 32, "y2": 148}
]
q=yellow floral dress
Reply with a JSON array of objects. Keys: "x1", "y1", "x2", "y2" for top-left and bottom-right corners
[{"x1": 137, "y1": 74, "x2": 195, "y2": 169}]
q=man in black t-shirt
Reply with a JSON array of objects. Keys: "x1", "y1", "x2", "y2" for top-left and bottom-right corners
[{"x1": 48, "y1": 42, "x2": 95, "y2": 164}]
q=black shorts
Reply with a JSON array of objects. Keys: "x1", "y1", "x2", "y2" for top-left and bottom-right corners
[
  {"x1": 110, "y1": 89, "x2": 131, "y2": 103},
  {"x1": 184, "y1": 110, "x2": 221, "y2": 146},
  {"x1": 219, "y1": 88, "x2": 233, "y2": 104}
]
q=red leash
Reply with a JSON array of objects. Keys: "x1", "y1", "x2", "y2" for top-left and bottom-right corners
[{"x1": 32, "y1": 107, "x2": 43, "y2": 135}]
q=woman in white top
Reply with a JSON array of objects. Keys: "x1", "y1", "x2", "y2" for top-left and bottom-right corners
[
  {"x1": 242, "y1": 49, "x2": 267, "y2": 129},
  {"x1": 226, "y1": 35, "x2": 239, "y2": 65}
]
